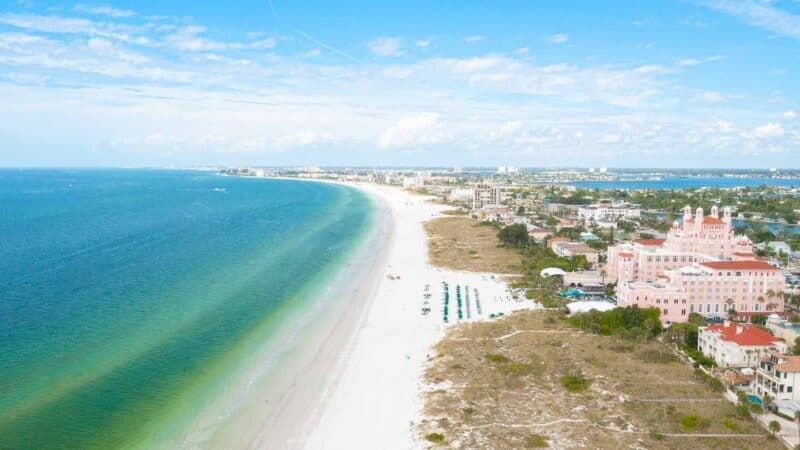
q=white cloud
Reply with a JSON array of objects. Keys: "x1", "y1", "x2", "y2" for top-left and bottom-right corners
[
  {"x1": 599, "y1": 133, "x2": 622, "y2": 144},
  {"x1": 167, "y1": 26, "x2": 275, "y2": 52},
  {"x1": 368, "y1": 37, "x2": 404, "y2": 56},
  {"x1": 299, "y1": 48, "x2": 321, "y2": 58},
  {"x1": 753, "y1": 122, "x2": 785, "y2": 138},
  {"x1": 784, "y1": 110, "x2": 797, "y2": 120},
  {"x1": 514, "y1": 47, "x2": 529, "y2": 55},
  {"x1": 547, "y1": 33, "x2": 569, "y2": 44},
  {"x1": 702, "y1": 0, "x2": 800, "y2": 39},
  {"x1": 464, "y1": 35, "x2": 485, "y2": 43},
  {"x1": 717, "y1": 120, "x2": 735, "y2": 133},
  {"x1": 74, "y1": 4, "x2": 135, "y2": 18},
  {"x1": 383, "y1": 66, "x2": 413, "y2": 79},
  {"x1": 415, "y1": 39, "x2": 431, "y2": 48},
  {"x1": 677, "y1": 58, "x2": 701, "y2": 66},
  {"x1": 634, "y1": 65, "x2": 667, "y2": 75},
  {"x1": 378, "y1": 112, "x2": 445, "y2": 149},
  {"x1": 677, "y1": 55, "x2": 725, "y2": 66},
  {"x1": 696, "y1": 91, "x2": 726, "y2": 102},
  {"x1": 497, "y1": 120, "x2": 525, "y2": 136},
  {"x1": 273, "y1": 130, "x2": 337, "y2": 150}
]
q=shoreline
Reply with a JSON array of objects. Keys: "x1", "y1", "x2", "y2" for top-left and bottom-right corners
[
  {"x1": 302, "y1": 182, "x2": 536, "y2": 449},
  {"x1": 195, "y1": 175, "x2": 538, "y2": 449}
]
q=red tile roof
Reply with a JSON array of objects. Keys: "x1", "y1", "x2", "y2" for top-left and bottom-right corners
[
  {"x1": 635, "y1": 239, "x2": 665, "y2": 246},
  {"x1": 705, "y1": 323, "x2": 782, "y2": 346},
  {"x1": 775, "y1": 356, "x2": 800, "y2": 372},
  {"x1": 702, "y1": 216, "x2": 726, "y2": 225},
  {"x1": 700, "y1": 260, "x2": 779, "y2": 271}
]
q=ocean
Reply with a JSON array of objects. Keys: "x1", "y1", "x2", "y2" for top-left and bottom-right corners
[{"x1": 0, "y1": 169, "x2": 376, "y2": 449}]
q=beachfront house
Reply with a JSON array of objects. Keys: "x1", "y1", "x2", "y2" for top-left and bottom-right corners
[
  {"x1": 698, "y1": 322, "x2": 784, "y2": 368},
  {"x1": 755, "y1": 352, "x2": 800, "y2": 403},
  {"x1": 551, "y1": 241, "x2": 599, "y2": 266}
]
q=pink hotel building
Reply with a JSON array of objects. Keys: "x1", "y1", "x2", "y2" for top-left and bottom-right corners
[{"x1": 606, "y1": 206, "x2": 785, "y2": 324}]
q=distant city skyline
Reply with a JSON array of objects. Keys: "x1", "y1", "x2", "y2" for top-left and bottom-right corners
[{"x1": 0, "y1": 0, "x2": 799, "y2": 167}]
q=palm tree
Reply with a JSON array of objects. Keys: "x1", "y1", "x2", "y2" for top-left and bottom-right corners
[
  {"x1": 600, "y1": 268, "x2": 607, "y2": 285},
  {"x1": 764, "y1": 393, "x2": 774, "y2": 412},
  {"x1": 767, "y1": 289, "x2": 776, "y2": 305},
  {"x1": 725, "y1": 298, "x2": 734, "y2": 311},
  {"x1": 769, "y1": 419, "x2": 781, "y2": 437}
]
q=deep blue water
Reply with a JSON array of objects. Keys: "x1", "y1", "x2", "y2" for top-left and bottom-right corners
[{"x1": 0, "y1": 169, "x2": 373, "y2": 448}]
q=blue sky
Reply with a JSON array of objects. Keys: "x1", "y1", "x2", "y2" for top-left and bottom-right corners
[{"x1": 0, "y1": 0, "x2": 798, "y2": 168}]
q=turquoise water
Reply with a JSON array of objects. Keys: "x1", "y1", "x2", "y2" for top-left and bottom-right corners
[
  {"x1": 0, "y1": 169, "x2": 374, "y2": 448},
  {"x1": 747, "y1": 395, "x2": 763, "y2": 405}
]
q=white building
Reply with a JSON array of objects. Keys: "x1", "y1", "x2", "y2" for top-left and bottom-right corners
[
  {"x1": 698, "y1": 322, "x2": 784, "y2": 368},
  {"x1": 551, "y1": 241, "x2": 599, "y2": 265},
  {"x1": 449, "y1": 188, "x2": 474, "y2": 205},
  {"x1": 755, "y1": 352, "x2": 800, "y2": 401},
  {"x1": 578, "y1": 203, "x2": 641, "y2": 222},
  {"x1": 402, "y1": 176, "x2": 425, "y2": 189},
  {"x1": 473, "y1": 184, "x2": 503, "y2": 210},
  {"x1": 497, "y1": 166, "x2": 519, "y2": 174}
]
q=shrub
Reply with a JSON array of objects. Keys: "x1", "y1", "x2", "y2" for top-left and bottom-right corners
[
  {"x1": 567, "y1": 306, "x2": 662, "y2": 339},
  {"x1": 485, "y1": 353, "x2": 510, "y2": 364},
  {"x1": 649, "y1": 431, "x2": 664, "y2": 441},
  {"x1": 680, "y1": 413, "x2": 710, "y2": 430},
  {"x1": 524, "y1": 433, "x2": 549, "y2": 448},
  {"x1": 498, "y1": 362, "x2": 536, "y2": 377},
  {"x1": 693, "y1": 368, "x2": 725, "y2": 392},
  {"x1": 424, "y1": 433, "x2": 445, "y2": 444},
  {"x1": 559, "y1": 373, "x2": 592, "y2": 393},
  {"x1": 733, "y1": 404, "x2": 750, "y2": 419},
  {"x1": 723, "y1": 417, "x2": 740, "y2": 431},
  {"x1": 498, "y1": 223, "x2": 529, "y2": 247}
]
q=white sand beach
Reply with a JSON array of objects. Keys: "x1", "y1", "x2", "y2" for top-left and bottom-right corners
[{"x1": 301, "y1": 183, "x2": 539, "y2": 450}]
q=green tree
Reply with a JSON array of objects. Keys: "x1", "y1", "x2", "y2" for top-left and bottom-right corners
[
  {"x1": 769, "y1": 419, "x2": 781, "y2": 437},
  {"x1": 498, "y1": 223, "x2": 529, "y2": 248},
  {"x1": 688, "y1": 312, "x2": 705, "y2": 326}
]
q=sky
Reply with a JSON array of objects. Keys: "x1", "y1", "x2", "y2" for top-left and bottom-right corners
[{"x1": 0, "y1": 0, "x2": 798, "y2": 168}]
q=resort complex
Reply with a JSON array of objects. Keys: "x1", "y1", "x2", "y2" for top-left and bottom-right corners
[{"x1": 608, "y1": 206, "x2": 786, "y2": 323}]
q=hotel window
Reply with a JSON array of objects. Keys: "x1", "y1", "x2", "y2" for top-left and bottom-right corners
[
  {"x1": 681, "y1": 309, "x2": 686, "y2": 315},
  {"x1": 663, "y1": 309, "x2": 668, "y2": 316}
]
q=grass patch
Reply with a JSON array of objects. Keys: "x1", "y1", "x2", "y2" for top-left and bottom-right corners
[
  {"x1": 485, "y1": 353, "x2": 510, "y2": 364},
  {"x1": 636, "y1": 349, "x2": 678, "y2": 364},
  {"x1": 418, "y1": 309, "x2": 784, "y2": 449},
  {"x1": 424, "y1": 216, "x2": 520, "y2": 273},
  {"x1": 559, "y1": 373, "x2": 591, "y2": 393},
  {"x1": 424, "y1": 432, "x2": 445, "y2": 444},
  {"x1": 680, "y1": 413, "x2": 710, "y2": 431},
  {"x1": 524, "y1": 433, "x2": 549, "y2": 448}
]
